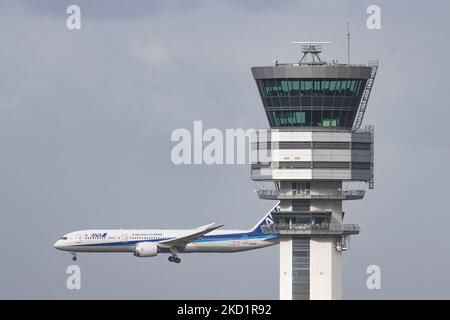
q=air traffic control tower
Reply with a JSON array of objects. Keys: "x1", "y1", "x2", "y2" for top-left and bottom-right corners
[{"x1": 250, "y1": 43, "x2": 377, "y2": 300}]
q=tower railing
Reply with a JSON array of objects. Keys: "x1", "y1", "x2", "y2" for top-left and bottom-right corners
[
  {"x1": 256, "y1": 189, "x2": 365, "y2": 200},
  {"x1": 274, "y1": 62, "x2": 369, "y2": 67},
  {"x1": 261, "y1": 223, "x2": 361, "y2": 235},
  {"x1": 352, "y1": 60, "x2": 378, "y2": 130}
]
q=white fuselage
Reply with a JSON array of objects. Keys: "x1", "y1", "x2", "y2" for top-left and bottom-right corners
[{"x1": 54, "y1": 228, "x2": 279, "y2": 254}]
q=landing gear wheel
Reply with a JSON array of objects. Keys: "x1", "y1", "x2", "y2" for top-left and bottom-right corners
[
  {"x1": 72, "y1": 256, "x2": 77, "y2": 262},
  {"x1": 169, "y1": 247, "x2": 180, "y2": 264}
]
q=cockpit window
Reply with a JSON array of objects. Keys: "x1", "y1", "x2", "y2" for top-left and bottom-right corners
[{"x1": 59, "y1": 237, "x2": 68, "y2": 240}]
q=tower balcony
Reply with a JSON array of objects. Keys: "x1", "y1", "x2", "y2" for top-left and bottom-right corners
[
  {"x1": 256, "y1": 189, "x2": 365, "y2": 200},
  {"x1": 263, "y1": 210, "x2": 360, "y2": 236},
  {"x1": 261, "y1": 223, "x2": 360, "y2": 236}
]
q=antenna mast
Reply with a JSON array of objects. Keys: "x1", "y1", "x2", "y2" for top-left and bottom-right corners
[{"x1": 347, "y1": 22, "x2": 350, "y2": 64}]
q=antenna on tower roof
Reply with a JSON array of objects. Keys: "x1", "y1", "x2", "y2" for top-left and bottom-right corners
[
  {"x1": 291, "y1": 41, "x2": 332, "y2": 65},
  {"x1": 347, "y1": 22, "x2": 351, "y2": 64}
]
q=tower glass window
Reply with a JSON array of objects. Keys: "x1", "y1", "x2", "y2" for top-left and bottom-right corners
[{"x1": 256, "y1": 78, "x2": 367, "y2": 129}]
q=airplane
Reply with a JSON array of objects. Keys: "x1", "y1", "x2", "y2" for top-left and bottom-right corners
[{"x1": 54, "y1": 203, "x2": 280, "y2": 263}]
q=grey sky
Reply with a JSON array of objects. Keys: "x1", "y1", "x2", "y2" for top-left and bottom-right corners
[{"x1": 0, "y1": 0, "x2": 449, "y2": 299}]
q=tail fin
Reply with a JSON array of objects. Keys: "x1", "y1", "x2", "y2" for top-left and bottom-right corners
[{"x1": 250, "y1": 202, "x2": 280, "y2": 234}]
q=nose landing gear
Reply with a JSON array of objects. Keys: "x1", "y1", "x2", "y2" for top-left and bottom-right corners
[{"x1": 71, "y1": 252, "x2": 78, "y2": 262}]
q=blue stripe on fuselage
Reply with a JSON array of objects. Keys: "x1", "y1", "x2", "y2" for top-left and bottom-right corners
[
  {"x1": 75, "y1": 232, "x2": 278, "y2": 247},
  {"x1": 195, "y1": 233, "x2": 277, "y2": 243}
]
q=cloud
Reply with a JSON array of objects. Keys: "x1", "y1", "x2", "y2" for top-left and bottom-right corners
[{"x1": 129, "y1": 35, "x2": 172, "y2": 65}]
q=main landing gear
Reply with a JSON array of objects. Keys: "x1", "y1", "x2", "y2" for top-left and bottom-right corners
[
  {"x1": 168, "y1": 256, "x2": 181, "y2": 263},
  {"x1": 168, "y1": 247, "x2": 181, "y2": 264}
]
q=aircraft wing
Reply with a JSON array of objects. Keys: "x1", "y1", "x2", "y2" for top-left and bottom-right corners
[{"x1": 158, "y1": 223, "x2": 223, "y2": 248}]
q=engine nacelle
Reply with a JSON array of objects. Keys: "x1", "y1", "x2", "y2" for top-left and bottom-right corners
[{"x1": 134, "y1": 242, "x2": 158, "y2": 257}]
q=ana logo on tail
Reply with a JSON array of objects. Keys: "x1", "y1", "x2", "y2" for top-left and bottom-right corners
[
  {"x1": 251, "y1": 202, "x2": 280, "y2": 234},
  {"x1": 265, "y1": 214, "x2": 274, "y2": 226},
  {"x1": 264, "y1": 205, "x2": 279, "y2": 226}
]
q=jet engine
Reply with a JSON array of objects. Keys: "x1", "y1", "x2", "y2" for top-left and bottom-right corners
[{"x1": 134, "y1": 242, "x2": 158, "y2": 257}]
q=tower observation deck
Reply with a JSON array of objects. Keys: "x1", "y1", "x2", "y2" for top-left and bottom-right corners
[{"x1": 250, "y1": 43, "x2": 378, "y2": 300}]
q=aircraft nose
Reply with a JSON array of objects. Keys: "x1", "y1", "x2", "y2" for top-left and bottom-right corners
[{"x1": 54, "y1": 240, "x2": 62, "y2": 250}]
